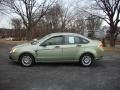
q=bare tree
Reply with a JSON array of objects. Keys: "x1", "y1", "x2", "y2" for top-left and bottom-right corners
[
  {"x1": 0, "y1": 0, "x2": 4, "y2": 9},
  {"x1": 0, "y1": 0, "x2": 5, "y2": 14},
  {"x1": 11, "y1": 18, "x2": 22, "y2": 40},
  {"x1": 44, "y1": 1, "x2": 76, "y2": 33},
  {"x1": 73, "y1": 18, "x2": 86, "y2": 35},
  {"x1": 45, "y1": 3, "x2": 62, "y2": 32},
  {"x1": 93, "y1": 0, "x2": 120, "y2": 47},
  {"x1": 59, "y1": 1, "x2": 76, "y2": 32},
  {"x1": 3, "y1": 0, "x2": 56, "y2": 40}
]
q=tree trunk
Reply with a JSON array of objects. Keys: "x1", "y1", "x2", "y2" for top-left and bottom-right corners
[
  {"x1": 18, "y1": 29, "x2": 21, "y2": 40},
  {"x1": 109, "y1": 25, "x2": 118, "y2": 47},
  {"x1": 26, "y1": 27, "x2": 33, "y2": 40},
  {"x1": 110, "y1": 35, "x2": 115, "y2": 47},
  {"x1": 101, "y1": 38, "x2": 106, "y2": 47}
]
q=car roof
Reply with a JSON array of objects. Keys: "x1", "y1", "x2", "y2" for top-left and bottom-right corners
[
  {"x1": 47, "y1": 32, "x2": 91, "y2": 41},
  {"x1": 48, "y1": 32, "x2": 82, "y2": 36}
]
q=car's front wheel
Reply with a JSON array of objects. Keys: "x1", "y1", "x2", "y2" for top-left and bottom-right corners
[
  {"x1": 19, "y1": 54, "x2": 34, "y2": 67},
  {"x1": 80, "y1": 54, "x2": 94, "y2": 67}
]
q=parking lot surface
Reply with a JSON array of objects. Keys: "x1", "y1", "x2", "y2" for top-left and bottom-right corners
[{"x1": 0, "y1": 42, "x2": 120, "y2": 90}]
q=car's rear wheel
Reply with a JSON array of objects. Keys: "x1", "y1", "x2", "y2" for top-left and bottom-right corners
[
  {"x1": 80, "y1": 54, "x2": 94, "y2": 67},
  {"x1": 19, "y1": 54, "x2": 34, "y2": 67}
]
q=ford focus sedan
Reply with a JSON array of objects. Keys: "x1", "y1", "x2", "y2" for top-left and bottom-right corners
[{"x1": 9, "y1": 33, "x2": 104, "y2": 67}]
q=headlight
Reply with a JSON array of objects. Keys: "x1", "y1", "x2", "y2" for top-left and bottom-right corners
[{"x1": 10, "y1": 48, "x2": 17, "y2": 53}]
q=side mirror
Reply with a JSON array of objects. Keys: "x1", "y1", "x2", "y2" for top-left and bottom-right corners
[
  {"x1": 31, "y1": 38, "x2": 38, "y2": 45},
  {"x1": 41, "y1": 43, "x2": 47, "y2": 47},
  {"x1": 33, "y1": 39, "x2": 38, "y2": 42}
]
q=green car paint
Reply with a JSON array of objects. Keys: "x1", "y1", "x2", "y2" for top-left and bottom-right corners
[{"x1": 9, "y1": 33, "x2": 104, "y2": 66}]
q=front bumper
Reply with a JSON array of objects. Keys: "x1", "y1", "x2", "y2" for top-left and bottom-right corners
[
  {"x1": 9, "y1": 53, "x2": 19, "y2": 62},
  {"x1": 9, "y1": 55, "x2": 13, "y2": 60}
]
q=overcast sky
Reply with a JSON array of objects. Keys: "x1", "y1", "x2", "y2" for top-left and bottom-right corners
[{"x1": 0, "y1": 0, "x2": 108, "y2": 29}]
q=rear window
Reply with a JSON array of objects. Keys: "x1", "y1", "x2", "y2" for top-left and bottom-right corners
[{"x1": 65, "y1": 36, "x2": 89, "y2": 44}]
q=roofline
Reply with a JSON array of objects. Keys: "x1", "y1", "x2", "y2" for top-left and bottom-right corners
[{"x1": 47, "y1": 32, "x2": 92, "y2": 41}]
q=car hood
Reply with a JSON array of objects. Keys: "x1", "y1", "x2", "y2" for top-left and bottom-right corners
[{"x1": 13, "y1": 43, "x2": 31, "y2": 49}]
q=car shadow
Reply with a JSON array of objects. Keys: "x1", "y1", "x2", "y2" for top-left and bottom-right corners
[
  {"x1": 34, "y1": 61, "x2": 103, "y2": 68},
  {"x1": 10, "y1": 60, "x2": 104, "y2": 68},
  {"x1": 36, "y1": 62, "x2": 80, "y2": 67},
  {"x1": 10, "y1": 61, "x2": 19, "y2": 66}
]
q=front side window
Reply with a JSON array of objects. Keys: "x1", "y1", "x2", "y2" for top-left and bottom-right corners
[
  {"x1": 65, "y1": 36, "x2": 89, "y2": 44},
  {"x1": 41, "y1": 36, "x2": 63, "y2": 46}
]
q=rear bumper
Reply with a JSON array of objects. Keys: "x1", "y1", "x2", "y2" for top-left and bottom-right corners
[{"x1": 95, "y1": 49, "x2": 104, "y2": 60}]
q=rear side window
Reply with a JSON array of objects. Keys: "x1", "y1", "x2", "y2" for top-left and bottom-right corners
[{"x1": 65, "y1": 36, "x2": 89, "y2": 44}]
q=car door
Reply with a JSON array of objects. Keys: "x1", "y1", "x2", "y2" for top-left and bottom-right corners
[
  {"x1": 62, "y1": 35, "x2": 86, "y2": 61},
  {"x1": 36, "y1": 36, "x2": 63, "y2": 61}
]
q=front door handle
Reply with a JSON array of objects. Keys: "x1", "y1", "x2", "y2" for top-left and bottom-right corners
[
  {"x1": 76, "y1": 45, "x2": 81, "y2": 47},
  {"x1": 54, "y1": 46, "x2": 60, "y2": 48}
]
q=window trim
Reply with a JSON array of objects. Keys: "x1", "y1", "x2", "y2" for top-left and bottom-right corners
[
  {"x1": 63, "y1": 35, "x2": 89, "y2": 45},
  {"x1": 40, "y1": 35, "x2": 64, "y2": 46}
]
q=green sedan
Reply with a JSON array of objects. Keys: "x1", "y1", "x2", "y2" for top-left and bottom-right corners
[{"x1": 9, "y1": 33, "x2": 104, "y2": 67}]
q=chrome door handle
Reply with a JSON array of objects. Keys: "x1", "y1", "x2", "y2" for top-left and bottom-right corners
[
  {"x1": 54, "y1": 46, "x2": 60, "y2": 48},
  {"x1": 76, "y1": 45, "x2": 81, "y2": 47}
]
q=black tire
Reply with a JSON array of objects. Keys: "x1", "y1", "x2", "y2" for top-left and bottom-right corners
[
  {"x1": 80, "y1": 54, "x2": 94, "y2": 67},
  {"x1": 19, "y1": 53, "x2": 34, "y2": 67}
]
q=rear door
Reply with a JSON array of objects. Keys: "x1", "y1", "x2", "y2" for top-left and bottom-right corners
[{"x1": 62, "y1": 35, "x2": 87, "y2": 61}]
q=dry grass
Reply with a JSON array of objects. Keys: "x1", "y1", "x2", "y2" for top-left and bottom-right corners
[
  {"x1": 105, "y1": 40, "x2": 120, "y2": 45},
  {"x1": 116, "y1": 41, "x2": 120, "y2": 45},
  {"x1": 104, "y1": 47, "x2": 120, "y2": 52},
  {"x1": 0, "y1": 39, "x2": 28, "y2": 45},
  {"x1": 104, "y1": 41, "x2": 120, "y2": 52}
]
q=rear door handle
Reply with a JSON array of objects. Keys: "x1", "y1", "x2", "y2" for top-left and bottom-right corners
[
  {"x1": 54, "y1": 46, "x2": 60, "y2": 48},
  {"x1": 76, "y1": 45, "x2": 81, "y2": 47}
]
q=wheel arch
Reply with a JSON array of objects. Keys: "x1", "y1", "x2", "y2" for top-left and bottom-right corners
[
  {"x1": 79, "y1": 52, "x2": 95, "y2": 60},
  {"x1": 18, "y1": 52, "x2": 35, "y2": 63}
]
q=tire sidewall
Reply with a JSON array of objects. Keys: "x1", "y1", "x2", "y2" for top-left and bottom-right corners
[
  {"x1": 19, "y1": 54, "x2": 34, "y2": 67},
  {"x1": 80, "y1": 54, "x2": 94, "y2": 67}
]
